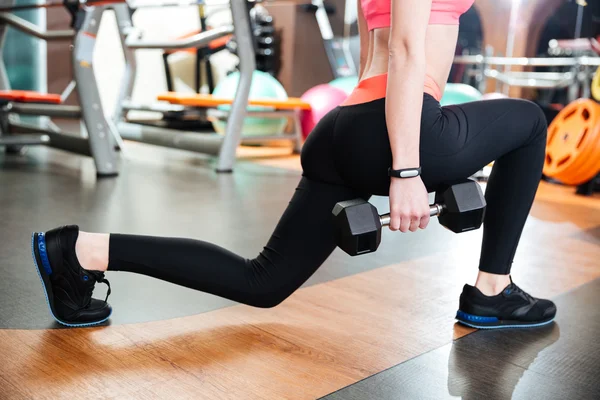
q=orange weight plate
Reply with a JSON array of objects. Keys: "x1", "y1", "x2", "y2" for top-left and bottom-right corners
[
  {"x1": 561, "y1": 123, "x2": 600, "y2": 185},
  {"x1": 543, "y1": 98, "x2": 600, "y2": 185}
]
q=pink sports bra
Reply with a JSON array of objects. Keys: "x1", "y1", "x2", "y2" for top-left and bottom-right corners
[{"x1": 362, "y1": 0, "x2": 475, "y2": 31}]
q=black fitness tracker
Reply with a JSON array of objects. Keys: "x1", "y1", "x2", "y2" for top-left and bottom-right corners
[{"x1": 388, "y1": 167, "x2": 422, "y2": 178}]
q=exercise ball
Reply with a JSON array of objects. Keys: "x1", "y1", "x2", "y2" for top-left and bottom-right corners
[
  {"x1": 211, "y1": 70, "x2": 288, "y2": 136},
  {"x1": 300, "y1": 84, "x2": 348, "y2": 138},
  {"x1": 440, "y1": 83, "x2": 482, "y2": 106},
  {"x1": 329, "y1": 76, "x2": 359, "y2": 95},
  {"x1": 482, "y1": 92, "x2": 509, "y2": 100}
]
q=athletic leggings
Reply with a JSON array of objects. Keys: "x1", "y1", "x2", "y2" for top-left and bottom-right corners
[{"x1": 109, "y1": 94, "x2": 547, "y2": 308}]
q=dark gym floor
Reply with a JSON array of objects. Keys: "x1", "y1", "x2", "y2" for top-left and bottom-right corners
[
  {"x1": 323, "y1": 279, "x2": 600, "y2": 400},
  {"x1": 1, "y1": 144, "x2": 599, "y2": 399}
]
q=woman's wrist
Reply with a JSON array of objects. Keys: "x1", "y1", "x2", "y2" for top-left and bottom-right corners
[{"x1": 392, "y1": 159, "x2": 420, "y2": 170}]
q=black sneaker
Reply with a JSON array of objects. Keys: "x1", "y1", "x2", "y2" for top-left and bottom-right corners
[
  {"x1": 31, "y1": 225, "x2": 112, "y2": 327},
  {"x1": 456, "y1": 278, "x2": 556, "y2": 329}
]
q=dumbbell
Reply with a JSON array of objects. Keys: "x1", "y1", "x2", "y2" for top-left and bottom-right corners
[{"x1": 332, "y1": 179, "x2": 486, "y2": 256}]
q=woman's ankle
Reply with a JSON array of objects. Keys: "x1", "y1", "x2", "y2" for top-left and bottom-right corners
[
  {"x1": 474, "y1": 271, "x2": 511, "y2": 296},
  {"x1": 75, "y1": 232, "x2": 110, "y2": 272}
]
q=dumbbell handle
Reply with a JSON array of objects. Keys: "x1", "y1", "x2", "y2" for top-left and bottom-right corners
[{"x1": 379, "y1": 204, "x2": 445, "y2": 227}]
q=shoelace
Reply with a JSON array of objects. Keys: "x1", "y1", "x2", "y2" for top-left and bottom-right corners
[
  {"x1": 86, "y1": 271, "x2": 112, "y2": 304},
  {"x1": 510, "y1": 283, "x2": 536, "y2": 303}
]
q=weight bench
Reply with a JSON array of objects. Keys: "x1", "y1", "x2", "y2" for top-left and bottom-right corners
[
  {"x1": 157, "y1": 92, "x2": 311, "y2": 110},
  {"x1": 157, "y1": 92, "x2": 310, "y2": 147},
  {"x1": 162, "y1": 30, "x2": 233, "y2": 93},
  {"x1": 0, "y1": 90, "x2": 63, "y2": 147},
  {"x1": 0, "y1": 90, "x2": 62, "y2": 105},
  {"x1": 0, "y1": 1, "x2": 123, "y2": 176}
]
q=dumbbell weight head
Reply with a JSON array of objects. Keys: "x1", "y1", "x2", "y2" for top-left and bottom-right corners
[
  {"x1": 332, "y1": 199, "x2": 383, "y2": 256},
  {"x1": 435, "y1": 179, "x2": 486, "y2": 233}
]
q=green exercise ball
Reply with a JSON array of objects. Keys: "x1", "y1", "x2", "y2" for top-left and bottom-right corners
[
  {"x1": 329, "y1": 76, "x2": 359, "y2": 95},
  {"x1": 440, "y1": 83, "x2": 482, "y2": 106},
  {"x1": 211, "y1": 70, "x2": 288, "y2": 136}
]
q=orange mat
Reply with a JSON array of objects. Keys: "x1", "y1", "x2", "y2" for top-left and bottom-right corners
[
  {"x1": 0, "y1": 90, "x2": 62, "y2": 104},
  {"x1": 157, "y1": 92, "x2": 312, "y2": 111}
]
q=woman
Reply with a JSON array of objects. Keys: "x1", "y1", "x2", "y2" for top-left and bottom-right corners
[{"x1": 32, "y1": 0, "x2": 556, "y2": 329}]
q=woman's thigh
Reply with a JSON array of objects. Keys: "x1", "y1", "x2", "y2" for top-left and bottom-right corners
[
  {"x1": 420, "y1": 98, "x2": 547, "y2": 189},
  {"x1": 331, "y1": 96, "x2": 546, "y2": 195}
]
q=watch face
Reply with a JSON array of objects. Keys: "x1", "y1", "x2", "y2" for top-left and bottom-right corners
[{"x1": 401, "y1": 169, "x2": 420, "y2": 178}]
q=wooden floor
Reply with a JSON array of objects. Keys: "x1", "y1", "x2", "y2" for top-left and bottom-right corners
[
  {"x1": 323, "y1": 280, "x2": 600, "y2": 400},
  {"x1": 1, "y1": 161, "x2": 599, "y2": 399}
]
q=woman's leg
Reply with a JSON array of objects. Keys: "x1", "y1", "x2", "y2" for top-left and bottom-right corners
[
  {"x1": 333, "y1": 96, "x2": 555, "y2": 328},
  {"x1": 32, "y1": 109, "x2": 363, "y2": 325},
  {"x1": 107, "y1": 177, "x2": 358, "y2": 308},
  {"x1": 422, "y1": 98, "x2": 555, "y2": 327},
  {"x1": 419, "y1": 98, "x2": 547, "y2": 280}
]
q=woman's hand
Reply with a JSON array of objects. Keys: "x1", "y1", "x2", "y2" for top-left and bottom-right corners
[{"x1": 388, "y1": 177, "x2": 430, "y2": 232}]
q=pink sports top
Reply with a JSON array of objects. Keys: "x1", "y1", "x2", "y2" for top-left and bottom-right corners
[
  {"x1": 362, "y1": 0, "x2": 475, "y2": 31},
  {"x1": 342, "y1": 0, "x2": 474, "y2": 105}
]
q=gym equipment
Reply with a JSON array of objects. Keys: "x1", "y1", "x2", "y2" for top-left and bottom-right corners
[
  {"x1": 0, "y1": 1, "x2": 67, "y2": 12},
  {"x1": 227, "y1": 4, "x2": 279, "y2": 76},
  {"x1": 113, "y1": 0, "x2": 305, "y2": 172},
  {"x1": 329, "y1": 76, "x2": 358, "y2": 95},
  {"x1": 440, "y1": 83, "x2": 483, "y2": 106},
  {"x1": 159, "y1": 1, "x2": 232, "y2": 95},
  {"x1": 0, "y1": 0, "x2": 122, "y2": 176},
  {"x1": 574, "y1": 173, "x2": 600, "y2": 196},
  {"x1": 300, "y1": 84, "x2": 347, "y2": 138},
  {"x1": 303, "y1": 0, "x2": 356, "y2": 79},
  {"x1": 332, "y1": 179, "x2": 487, "y2": 256},
  {"x1": 162, "y1": 3, "x2": 278, "y2": 96},
  {"x1": 211, "y1": 70, "x2": 288, "y2": 136},
  {"x1": 163, "y1": 32, "x2": 230, "y2": 96},
  {"x1": 453, "y1": 54, "x2": 600, "y2": 104},
  {"x1": 481, "y1": 92, "x2": 509, "y2": 100},
  {"x1": 543, "y1": 98, "x2": 600, "y2": 186},
  {"x1": 592, "y1": 67, "x2": 600, "y2": 102}
]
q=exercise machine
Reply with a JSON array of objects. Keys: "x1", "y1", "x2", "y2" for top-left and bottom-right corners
[
  {"x1": 0, "y1": 0, "x2": 122, "y2": 177},
  {"x1": 154, "y1": 1, "x2": 232, "y2": 94},
  {"x1": 303, "y1": 0, "x2": 356, "y2": 79},
  {"x1": 453, "y1": 54, "x2": 600, "y2": 104},
  {"x1": 226, "y1": 4, "x2": 279, "y2": 77},
  {"x1": 113, "y1": 0, "x2": 305, "y2": 172}
]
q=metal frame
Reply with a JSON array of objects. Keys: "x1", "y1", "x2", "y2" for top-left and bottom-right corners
[
  {"x1": 453, "y1": 55, "x2": 600, "y2": 67},
  {"x1": 311, "y1": 0, "x2": 356, "y2": 78},
  {"x1": 0, "y1": 1, "x2": 119, "y2": 176},
  {"x1": 0, "y1": 12, "x2": 74, "y2": 40},
  {"x1": 113, "y1": 1, "x2": 302, "y2": 172},
  {"x1": 453, "y1": 54, "x2": 600, "y2": 103}
]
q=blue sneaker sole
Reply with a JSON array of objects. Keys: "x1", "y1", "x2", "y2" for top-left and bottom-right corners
[
  {"x1": 456, "y1": 309, "x2": 555, "y2": 329},
  {"x1": 31, "y1": 232, "x2": 112, "y2": 328}
]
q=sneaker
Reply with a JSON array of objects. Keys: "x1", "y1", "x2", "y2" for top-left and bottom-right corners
[
  {"x1": 31, "y1": 225, "x2": 112, "y2": 327},
  {"x1": 456, "y1": 278, "x2": 556, "y2": 329}
]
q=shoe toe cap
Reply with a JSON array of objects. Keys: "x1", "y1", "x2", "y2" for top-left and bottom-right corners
[
  {"x1": 539, "y1": 299, "x2": 557, "y2": 319},
  {"x1": 75, "y1": 299, "x2": 112, "y2": 324}
]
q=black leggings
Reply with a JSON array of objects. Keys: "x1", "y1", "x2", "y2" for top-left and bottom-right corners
[{"x1": 109, "y1": 94, "x2": 547, "y2": 308}]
